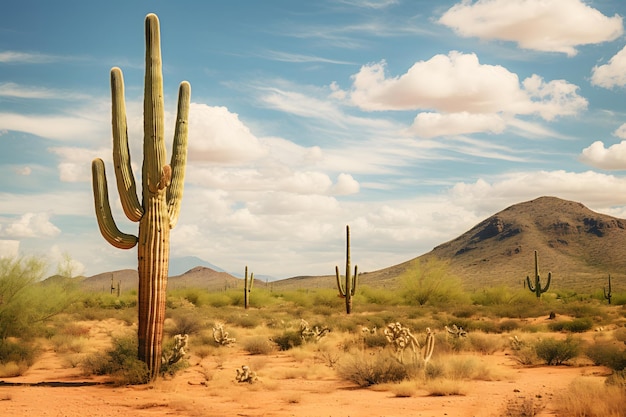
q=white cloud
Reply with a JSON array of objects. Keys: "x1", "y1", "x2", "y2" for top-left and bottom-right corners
[
  {"x1": 439, "y1": 0, "x2": 623, "y2": 56},
  {"x1": 1, "y1": 213, "x2": 61, "y2": 238},
  {"x1": 346, "y1": 54, "x2": 587, "y2": 121},
  {"x1": 591, "y1": 46, "x2": 626, "y2": 89},
  {"x1": 579, "y1": 140, "x2": 626, "y2": 170},
  {"x1": 49, "y1": 147, "x2": 106, "y2": 182},
  {"x1": 14, "y1": 166, "x2": 32, "y2": 176},
  {"x1": 0, "y1": 112, "x2": 107, "y2": 142},
  {"x1": 411, "y1": 112, "x2": 506, "y2": 138},
  {"x1": 614, "y1": 123, "x2": 626, "y2": 139},
  {"x1": 188, "y1": 103, "x2": 268, "y2": 163},
  {"x1": 450, "y1": 170, "x2": 626, "y2": 212},
  {"x1": 331, "y1": 173, "x2": 360, "y2": 195},
  {"x1": 0, "y1": 82, "x2": 90, "y2": 100},
  {"x1": 0, "y1": 240, "x2": 19, "y2": 258}
]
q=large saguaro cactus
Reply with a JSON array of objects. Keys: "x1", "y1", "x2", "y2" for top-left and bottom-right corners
[
  {"x1": 91, "y1": 13, "x2": 190, "y2": 380},
  {"x1": 335, "y1": 225, "x2": 358, "y2": 314},
  {"x1": 526, "y1": 250, "x2": 551, "y2": 299}
]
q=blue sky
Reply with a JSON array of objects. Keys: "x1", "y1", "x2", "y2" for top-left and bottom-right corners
[{"x1": 3, "y1": 0, "x2": 626, "y2": 279}]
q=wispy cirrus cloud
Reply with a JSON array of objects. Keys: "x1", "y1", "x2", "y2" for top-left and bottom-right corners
[{"x1": 0, "y1": 50, "x2": 64, "y2": 64}]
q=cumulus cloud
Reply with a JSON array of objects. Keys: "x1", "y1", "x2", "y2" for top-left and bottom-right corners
[
  {"x1": 1, "y1": 212, "x2": 61, "y2": 238},
  {"x1": 579, "y1": 140, "x2": 626, "y2": 170},
  {"x1": 49, "y1": 147, "x2": 106, "y2": 182},
  {"x1": 0, "y1": 240, "x2": 19, "y2": 258},
  {"x1": 188, "y1": 103, "x2": 268, "y2": 163},
  {"x1": 411, "y1": 112, "x2": 506, "y2": 138},
  {"x1": 439, "y1": 0, "x2": 623, "y2": 56},
  {"x1": 343, "y1": 53, "x2": 587, "y2": 137},
  {"x1": 450, "y1": 170, "x2": 626, "y2": 211},
  {"x1": 591, "y1": 46, "x2": 626, "y2": 89}
]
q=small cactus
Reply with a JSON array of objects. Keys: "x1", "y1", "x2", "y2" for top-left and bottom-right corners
[
  {"x1": 445, "y1": 324, "x2": 467, "y2": 338},
  {"x1": 235, "y1": 365, "x2": 257, "y2": 383},
  {"x1": 335, "y1": 225, "x2": 358, "y2": 314},
  {"x1": 244, "y1": 266, "x2": 254, "y2": 309},
  {"x1": 604, "y1": 274, "x2": 612, "y2": 305},
  {"x1": 162, "y1": 334, "x2": 188, "y2": 366},
  {"x1": 299, "y1": 319, "x2": 330, "y2": 342},
  {"x1": 384, "y1": 322, "x2": 434, "y2": 364},
  {"x1": 212, "y1": 323, "x2": 236, "y2": 346},
  {"x1": 526, "y1": 250, "x2": 551, "y2": 299}
]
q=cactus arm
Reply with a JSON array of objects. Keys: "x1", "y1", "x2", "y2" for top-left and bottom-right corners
[
  {"x1": 351, "y1": 264, "x2": 358, "y2": 296},
  {"x1": 526, "y1": 275, "x2": 536, "y2": 292},
  {"x1": 167, "y1": 81, "x2": 190, "y2": 228},
  {"x1": 91, "y1": 158, "x2": 138, "y2": 249},
  {"x1": 110, "y1": 67, "x2": 143, "y2": 222},
  {"x1": 249, "y1": 272, "x2": 254, "y2": 291},
  {"x1": 142, "y1": 13, "x2": 166, "y2": 200},
  {"x1": 542, "y1": 272, "x2": 552, "y2": 293},
  {"x1": 335, "y1": 265, "x2": 346, "y2": 297},
  {"x1": 423, "y1": 328, "x2": 435, "y2": 363}
]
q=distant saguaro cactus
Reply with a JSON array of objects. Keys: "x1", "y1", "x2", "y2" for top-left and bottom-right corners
[
  {"x1": 526, "y1": 250, "x2": 551, "y2": 299},
  {"x1": 244, "y1": 266, "x2": 254, "y2": 309},
  {"x1": 91, "y1": 14, "x2": 190, "y2": 380},
  {"x1": 604, "y1": 274, "x2": 612, "y2": 305},
  {"x1": 335, "y1": 225, "x2": 358, "y2": 314}
]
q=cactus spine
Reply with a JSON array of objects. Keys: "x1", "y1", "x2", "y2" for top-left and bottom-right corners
[
  {"x1": 91, "y1": 13, "x2": 190, "y2": 380},
  {"x1": 244, "y1": 266, "x2": 254, "y2": 309},
  {"x1": 604, "y1": 274, "x2": 612, "y2": 305},
  {"x1": 526, "y1": 250, "x2": 551, "y2": 299},
  {"x1": 335, "y1": 225, "x2": 358, "y2": 314}
]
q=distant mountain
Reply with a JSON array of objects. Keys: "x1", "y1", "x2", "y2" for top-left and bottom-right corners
[
  {"x1": 273, "y1": 196, "x2": 626, "y2": 293},
  {"x1": 77, "y1": 196, "x2": 626, "y2": 294},
  {"x1": 168, "y1": 256, "x2": 225, "y2": 276}
]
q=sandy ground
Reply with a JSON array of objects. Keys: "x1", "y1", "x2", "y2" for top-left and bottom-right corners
[{"x1": 0, "y1": 319, "x2": 612, "y2": 417}]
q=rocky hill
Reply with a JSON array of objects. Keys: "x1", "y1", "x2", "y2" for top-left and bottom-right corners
[
  {"x1": 80, "y1": 196, "x2": 625, "y2": 294},
  {"x1": 273, "y1": 196, "x2": 626, "y2": 292}
]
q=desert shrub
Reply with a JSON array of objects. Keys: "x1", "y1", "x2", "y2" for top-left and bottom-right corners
[
  {"x1": 467, "y1": 333, "x2": 504, "y2": 355},
  {"x1": 614, "y1": 327, "x2": 626, "y2": 344},
  {"x1": 0, "y1": 339, "x2": 39, "y2": 366},
  {"x1": 0, "y1": 361, "x2": 29, "y2": 377},
  {"x1": 81, "y1": 337, "x2": 149, "y2": 385},
  {"x1": 424, "y1": 379, "x2": 467, "y2": 396},
  {"x1": 586, "y1": 342, "x2": 626, "y2": 371},
  {"x1": 548, "y1": 317, "x2": 593, "y2": 333},
  {"x1": 166, "y1": 311, "x2": 203, "y2": 336},
  {"x1": 227, "y1": 314, "x2": 262, "y2": 329},
  {"x1": 337, "y1": 352, "x2": 408, "y2": 387},
  {"x1": 160, "y1": 335, "x2": 190, "y2": 377},
  {"x1": 358, "y1": 285, "x2": 401, "y2": 306},
  {"x1": 363, "y1": 333, "x2": 388, "y2": 349},
  {"x1": 498, "y1": 319, "x2": 519, "y2": 332},
  {"x1": 242, "y1": 336, "x2": 274, "y2": 355},
  {"x1": 606, "y1": 370, "x2": 626, "y2": 388},
  {"x1": 399, "y1": 257, "x2": 469, "y2": 306},
  {"x1": 273, "y1": 331, "x2": 303, "y2": 351},
  {"x1": 534, "y1": 336, "x2": 580, "y2": 365},
  {"x1": 556, "y1": 377, "x2": 626, "y2": 417}
]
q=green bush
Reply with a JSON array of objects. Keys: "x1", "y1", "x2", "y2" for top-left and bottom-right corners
[
  {"x1": 534, "y1": 336, "x2": 580, "y2": 365},
  {"x1": 399, "y1": 257, "x2": 469, "y2": 306},
  {"x1": 586, "y1": 342, "x2": 626, "y2": 371},
  {"x1": 548, "y1": 318, "x2": 593, "y2": 333},
  {"x1": 337, "y1": 353, "x2": 408, "y2": 387},
  {"x1": 0, "y1": 339, "x2": 39, "y2": 366},
  {"x1": 81, "y1": 337, "x2": 149, "y2": 385},
  {"x1": 273, "y1": 331, "x2": 303, "y2": 351}
]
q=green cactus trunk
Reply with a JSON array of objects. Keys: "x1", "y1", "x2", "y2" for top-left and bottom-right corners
[
  {"x1": 91, "y1": 14, "x2": 190, "y2": 381},
  {"x1": 604, "y1": 274, "x2": 612, "y2": 305},
  {"x1": 336, "y1": 225, "x2": 358, "y2": 314},
  {"x1": 244, "y1": 266, "x2": 254, "y2": 309},
  {"x1": 526, "y1": 250, "x2": 551, "y2": 299}
]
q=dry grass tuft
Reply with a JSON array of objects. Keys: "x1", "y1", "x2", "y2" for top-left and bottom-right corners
[{"x1": 555, "y1": 377, "x2": 626, "y2": 417}]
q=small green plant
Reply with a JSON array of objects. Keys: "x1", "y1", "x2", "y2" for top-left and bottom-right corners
[
  {"x1": 534, "y1": 336, "x2": 580, "y2": 365},
  {"x1": 586, "y1": 342, "x2": 626, "y2": 371},
  {"x1": 548, "y1": 318, "x2": 593, "y2": 333}
]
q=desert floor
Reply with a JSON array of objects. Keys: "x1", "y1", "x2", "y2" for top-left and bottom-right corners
[{"x1": 0, "y1": 318, "x2": 612, "y2": 417}]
